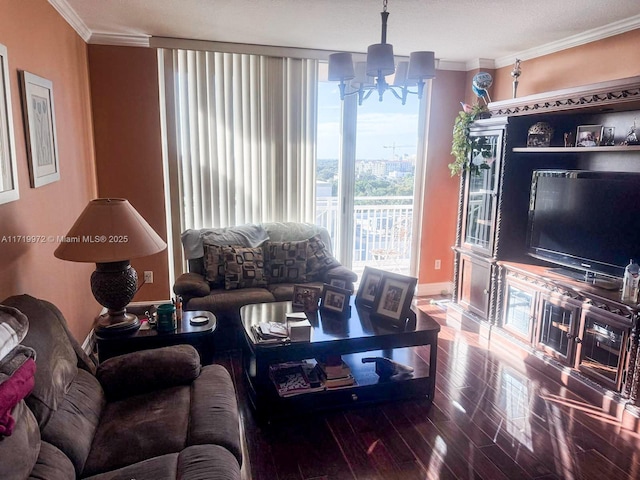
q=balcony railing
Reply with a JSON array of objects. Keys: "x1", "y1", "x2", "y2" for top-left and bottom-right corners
[{"x1": 316, "y1": 196, "x2": 413, "y2": 280}]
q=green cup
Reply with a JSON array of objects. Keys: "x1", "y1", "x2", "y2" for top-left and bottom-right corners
[{"x1": 156, "y1": 303, "x2": 176, "y2": 333}]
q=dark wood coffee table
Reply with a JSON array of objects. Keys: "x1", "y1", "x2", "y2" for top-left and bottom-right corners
[{"x1": 240, "y1": 297, "x2": 440, "y2": 419}]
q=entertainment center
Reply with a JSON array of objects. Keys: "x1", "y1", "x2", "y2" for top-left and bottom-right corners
[{"x1": 447, "y1": 76, "x2": 640, "y2": 418}]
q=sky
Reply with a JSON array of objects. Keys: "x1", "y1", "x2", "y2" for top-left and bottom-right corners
[{"x1": 316, "y1": 82, "x2": 421, "y2": 161}]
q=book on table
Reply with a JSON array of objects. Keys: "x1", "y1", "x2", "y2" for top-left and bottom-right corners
[
  {"x1": 319, "y1": 371, "x2": 356, "y2": 389},
  {"x1": 316, "y1": 355, "x2": 352, "y2": 380}
]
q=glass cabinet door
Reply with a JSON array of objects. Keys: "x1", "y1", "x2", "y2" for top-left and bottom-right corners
[
  {"x1": 462, "y1": 130, "x2": 502, "y2": 254},
  {"x1": 502, "y1": 280, "x2": 536, "y2": 341},
  {"x1": 535, "y1": 294, "x2": 580, "y2": 364},
  {"x1": 576, "y1": 308, "x2": 629, "y2": 391}
]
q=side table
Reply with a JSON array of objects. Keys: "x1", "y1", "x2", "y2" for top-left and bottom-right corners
[{"x1": 96, "y1": 309, "x2": 217, "y2": 364}]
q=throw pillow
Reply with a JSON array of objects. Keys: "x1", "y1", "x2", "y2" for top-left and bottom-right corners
[
  {"x1": 264, "y1": 240, "x2": 308, "y2": 284},
  {"x1": 306, "y1": 234, "x2": 341, "y2": 281},
  {"x1": 203, "y1": 244, "x2": 225, "y2": 287},
  {"x1": 223, "y1": 246, "x2": 268, "y2": 290}
]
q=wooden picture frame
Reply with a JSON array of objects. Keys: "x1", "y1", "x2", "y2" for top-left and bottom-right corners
[
  {"x1": 576, "y1": 124, "x2": 602, "y2": 147},
  {"x1": 0, "y1": 44, "x2": 19, "y2": 205},
  {"x1": 355, "y1": 266, "x2": 384, "y2": 308},
  {"x1": 372, "y1": 272, "x2": 417, "y2": 325},
  {"x1": 20, "y1": 71, "x2": 60, "y2": 188},
  {"x1": 292, "y1": 284, "x2": 321, "y2": 311},
  {"x1": 320, "y1": 283, "x2": 351, "y2": 314}
]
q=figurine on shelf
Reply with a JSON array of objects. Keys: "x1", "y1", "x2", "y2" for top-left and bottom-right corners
[
  {"x1": 564, "y1": 132, "x2": 575, "y2": 147},
  {"x1": 511, "y1": 59, "x2": 522, "y2": 99},
  {"x1": 623, "y1": 119, "x2": 639, "y2": 145}
]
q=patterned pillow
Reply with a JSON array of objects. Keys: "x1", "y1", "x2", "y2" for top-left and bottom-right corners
[
  {"x1": 264, "y1": 240, "x2": 308, "y2": 284},
  {"x1": 203, "y1": 244, "x2": 225, "y2": 287},
  {"x1": 306, "y1": 234, "x2": 341, "y2": 281},
  {"x1": 222, "y1": 246, "x2": 267, "y2": 290}
]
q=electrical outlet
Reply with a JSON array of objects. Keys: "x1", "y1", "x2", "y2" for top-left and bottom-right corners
[
  {"x1": 144, "y1": 271, "x2": 153, "y2": 284},
  {"x1": 435, "y1": 259, "x2": 441, "y2": 270}
]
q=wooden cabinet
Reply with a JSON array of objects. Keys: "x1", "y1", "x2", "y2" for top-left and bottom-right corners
[
  {"x1": 576, "y1": 305, "x2": 632, "y2": 391},
  {"x1": 498, "y1": 262, "x2": 637, "y2": 400},
  {"x1": 535, "y1": 291, "x2": 581, "y2": 365},
  {"x1": 448, "y1": 76, "x2": 640, "y2": 407},
  {"x1": 457, "y1": 252, "x2": 492, "y2": 319},
  {"x1": 450, "y1": 118, "x2": 507, "y2": 323}
]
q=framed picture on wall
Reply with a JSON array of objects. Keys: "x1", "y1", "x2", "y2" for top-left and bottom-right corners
[
  {"x1": 0, "y1": 43, "x2": 19, "y2": 205},
  {"x1": 20, "y1": 71, "x2": 60, "y2": 188}
]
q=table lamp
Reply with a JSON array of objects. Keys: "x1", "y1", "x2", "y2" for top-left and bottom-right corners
[{"x1": 54, "y1": 198, "x2": 167, "y2": 335}]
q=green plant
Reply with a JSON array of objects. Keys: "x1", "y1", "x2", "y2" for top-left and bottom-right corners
[{"x1": 449, "y1": 104, "x2": 491, "y2": 176}]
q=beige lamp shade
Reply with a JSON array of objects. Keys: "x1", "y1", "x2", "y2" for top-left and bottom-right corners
[
  {"x1": 328, "y1": 52, "x2": 355, "y2": 81},
  {"x1": 366, "y1": 43, "x2": 395, "y2": 77},
  {"x1": 54, "y1": 198, "x2": 167, "y2": 263},
  {"x1": 407, "y1": 51, "x2": 436, "y2": 80}
]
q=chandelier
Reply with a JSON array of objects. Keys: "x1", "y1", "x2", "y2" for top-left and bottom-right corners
[{"x1": 328, "y1": 0, "x2": 436, "y2": 105}]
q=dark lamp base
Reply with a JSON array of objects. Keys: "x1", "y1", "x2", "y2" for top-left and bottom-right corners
[{"x1": 95, "y1": 310, "x2": 141, "y2": 336}]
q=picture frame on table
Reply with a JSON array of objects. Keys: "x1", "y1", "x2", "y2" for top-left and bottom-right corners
[
  {"x1": 320, "y1": 283, "x2": 351, "y2": 315},
  {"x1": 0, "y1": 44, "x2": 19, "y2": 205},
  {"x1": 292, "y1": 284, "x2": 321, "y2": 311},
  {"x1": 355, "y1": 266, "x2": 384, "y2": 308},
  {"x1": 576, "y1": 124, "x2": 602, "y2": 147},
  {"x1": 371, "y1": 272, "x2": 417, "y2": 326},
  {"x1": 20, "y1": 71, "x2": 60, "y2": 188}
]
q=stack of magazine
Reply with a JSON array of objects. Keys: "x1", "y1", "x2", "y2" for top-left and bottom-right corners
[
  {"x1": 269, "y1": 361, "x2": 324, "y2": 397},
  {"x1": 251, "y1": 322, "x2": 289, "y2": 343}
]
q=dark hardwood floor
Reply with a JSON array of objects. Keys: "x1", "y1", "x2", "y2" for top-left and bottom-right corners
[{"x1": 213, "y1": 300, "x2": 640, "y2": 480}]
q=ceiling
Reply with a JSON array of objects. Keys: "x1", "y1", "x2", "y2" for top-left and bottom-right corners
[{"x1": 54, "y1": 0, "x2": 640, "y2": 69}]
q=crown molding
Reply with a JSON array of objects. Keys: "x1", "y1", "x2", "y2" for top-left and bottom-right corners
[
  {"x1": 494, "y1": 14, "x2": 640, "y2": 68},
  {"x1": 465, "y1": 58, "x2": 496, "y2": 71},
  {"x1": 436, "y1": 60, "x2": 467, "y2": 72},
  {"x1": 488, "y1": 75, "x2": 640, "y2": 116},
  {"x1": 89, "y1": 33, "x2": 150, "y2": 47},
  {"x1": 48, "y1": 0, "x2": 91, "y2": 42}
]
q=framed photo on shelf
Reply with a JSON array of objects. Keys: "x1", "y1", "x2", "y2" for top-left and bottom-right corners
[
  {"x1": 320, "y1": 283, "x2": 351, "y2": 315},
  {"x1": 292, "y1": 285, "x2": 321, "y2": 311},
  {"x1": 576, "y1": 125, "x2": 602, "y2": 147},
  {"x1": 602, "y1": 127, "x2": 615, "y2": 146},
  {"x1": 371, "y1": 272, "x2": 417, "y2": 325},
  {"x1": 355, "y1": 266, "x2": 384, "y2": 307},
  {"x1": 0, "y1": 43, "x2": 19, "y2": 205},
  {"x1": 20, "y1": 71, "x2": 60, "y2": 188}
]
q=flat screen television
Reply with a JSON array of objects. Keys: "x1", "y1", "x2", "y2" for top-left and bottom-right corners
[{"x1": 527, "y1": 170, "x2": 640, "y2": 283}]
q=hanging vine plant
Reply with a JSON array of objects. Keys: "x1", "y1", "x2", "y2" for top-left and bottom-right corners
[{"x1": 449, "y1": 104, "x2": 491, "y2": 176}]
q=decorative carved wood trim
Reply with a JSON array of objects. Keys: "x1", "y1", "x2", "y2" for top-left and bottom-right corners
[
  {"x1": 489, "y1": 76, "x2": 640, "y2": 116},
  {"x1": 451, "y1": 174, "x2": 465, "y2": 304}
]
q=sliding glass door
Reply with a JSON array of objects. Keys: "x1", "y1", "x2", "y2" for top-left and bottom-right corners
[{"x1": 316, "y1": 70, "x2": 424, "y2": 282}]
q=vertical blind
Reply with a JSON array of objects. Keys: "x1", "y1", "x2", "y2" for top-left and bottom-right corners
[{"x1": 160, "y1": 49, "x2": 318, "y2": 234}]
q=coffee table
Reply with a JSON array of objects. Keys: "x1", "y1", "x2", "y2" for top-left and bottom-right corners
[{"x1": 240, "y1": 297, "x2": 440, "y2": 418}]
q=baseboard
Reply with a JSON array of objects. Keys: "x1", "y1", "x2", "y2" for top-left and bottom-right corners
[{"x1": 417, "y1": 282, "x2": 453, "y2": 297}]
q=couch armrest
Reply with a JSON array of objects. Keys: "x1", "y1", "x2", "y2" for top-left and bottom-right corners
[
  {"x1": 174, "y1": 272, "x2": 211, "y2": 298},
  {"x1": 323, "y1": 265, "x2": 358, "y2": 284},
  {"x1": 96, "y1": 345, "x2": 201, "y2": 401}
]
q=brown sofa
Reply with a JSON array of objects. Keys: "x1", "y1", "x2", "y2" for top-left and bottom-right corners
[
  {"x1": 174, "y1": 222, "x2": 358, "y2": 348},
  {"x1": 0, "y1": 294, "x2": 242, "y2": 480}
]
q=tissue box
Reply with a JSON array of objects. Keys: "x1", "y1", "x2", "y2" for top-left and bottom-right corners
[{"x1": 288, "y1": 319, "x2": 312, "y2": 342}]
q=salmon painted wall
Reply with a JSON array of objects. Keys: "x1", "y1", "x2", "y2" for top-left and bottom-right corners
[
  {"x1": 418, "y1": 69, "x2": 467, "y2": 286},
  {"x1": 87, "y1": 45, "x2": 170, "y2": 302},
  {"x1": 0, "y1": 0, "x2": 98, "y2": 341},
  {"x1": 492, "y1": 29, "x2": 640, "y2": 101}
]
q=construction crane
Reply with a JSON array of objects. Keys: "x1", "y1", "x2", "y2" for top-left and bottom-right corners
[{"x1": 383, "y1": 142, "x2": 414, "y2": 160}]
